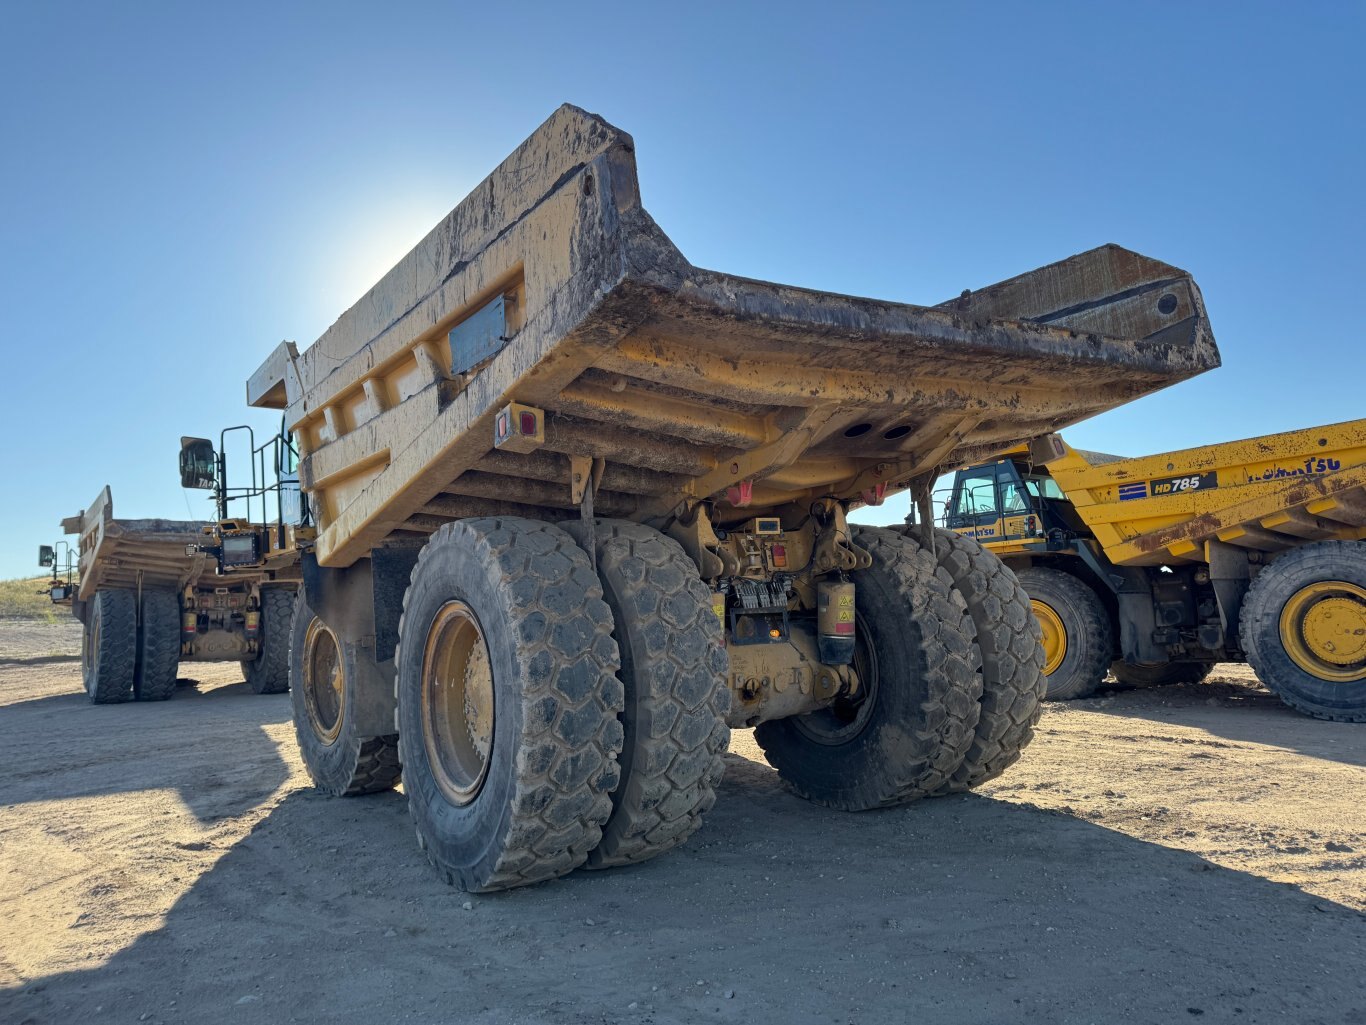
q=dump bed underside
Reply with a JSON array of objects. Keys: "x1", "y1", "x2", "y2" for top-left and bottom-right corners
[
  {"x1": 249, "y1": 105, "x2": 1220, "y2": 568},
  {"x1": 1051, "y1": 419, "x2": 1366, "y2": 566}
]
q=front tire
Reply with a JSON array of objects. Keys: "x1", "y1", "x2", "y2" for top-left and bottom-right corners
[
  {"x1": 1239, "y1": 540, "x2": 1366, "y2": 722},
  {"x1": 564, "y1": 520, "x2": 730, "y2": 869},
  {"x1": 1015, "y1": 567, "x2": 1113, "y2": 701},
  {"x1": 396, "y1": 517, "x2": 624, "y2": 891},
  {"x1": 290, "y1": 593, "x2": 402, "y2": 796},
  {"x1": 754, "y1": 527, "x2": 981, "y2": 810}
]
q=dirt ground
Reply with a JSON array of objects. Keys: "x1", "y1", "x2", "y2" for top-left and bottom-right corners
[{"x1": 2, "y1": 618, "x2": 1363, "y2": 1025}]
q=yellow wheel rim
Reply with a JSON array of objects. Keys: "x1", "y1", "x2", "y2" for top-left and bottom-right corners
[
  {"x1": 302, "y1": 617, "x2": 345, "y2": 744},
  {"x1": 422, "y1": 601, "x2": 495, "y2": 806},
  {"x1": 1032, "y1": 599, "x2": 1068, "y2": 676},
  {"x1": 1279, "y1": 580, "x2": 1366, "y2": 683}
]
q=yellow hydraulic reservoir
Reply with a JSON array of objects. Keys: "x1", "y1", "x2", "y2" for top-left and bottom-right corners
[{"x1": 817, "y1": 580, "x2": 856, "y2": 664}]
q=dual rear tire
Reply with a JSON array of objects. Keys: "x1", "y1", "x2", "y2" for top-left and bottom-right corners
[
  {"x1": 82, "y1": 587, "x2": 179, "y2": 703},
  {"x1": 297, "y1": 519, "x2": 1046, "y2": 890},
  {"x1": 394, "y1": 517, "x2": 626, "y2": 891},
  {"x1": 756, "y1": 527, "x2": 984, "y2": 808}
]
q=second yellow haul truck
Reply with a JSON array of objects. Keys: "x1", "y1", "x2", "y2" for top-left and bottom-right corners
[
  {"x1": 940, "y1": 419, "x2": 1366, "y2": 720},
  {"x1": 236, "y1": 105, "x2": 1219, "y2": 891}
]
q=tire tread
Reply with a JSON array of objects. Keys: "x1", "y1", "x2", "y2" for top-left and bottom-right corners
[
  {"x1": 914, "y1": 529, "x2": 1045, "y2": 791},
  {"x1": 396, "y1": 517, "x2": 624, "y2": 891},
  {"x1": 567, "y1": 520, "x2": 730, "y2": 869}
]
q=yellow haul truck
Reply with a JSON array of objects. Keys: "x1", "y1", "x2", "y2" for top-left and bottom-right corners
[
  {"x1": 60, "y1": 429, "x2": 300, "y2": 704},
  {"x1": 940, "y1": 419, "x2": 1366, "y2": 720},
  {"x1": 240, "y1": 105, "x2": 1219, "y2": 891}
]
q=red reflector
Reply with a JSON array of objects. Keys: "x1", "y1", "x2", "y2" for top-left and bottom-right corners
[
  {"x1": 519, "y1": 411, "x2": 537, "y2": 435},
  {"x1": 771, "y1": 544, "x2": 787, "y2": 567},
  {"x1": 834, "y1": 622, "x2": 855, "y2": 635},
  {"x1": 495, "y1": 412, "x2": 509, "y2": 441},
  {"x1": 726, "y1": 480, "x2": 754, "y2": 508}
]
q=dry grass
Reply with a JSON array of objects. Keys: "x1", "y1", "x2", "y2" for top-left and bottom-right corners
[{"x1": 0, "y1": 576, "x2": 65, "y2": 622}]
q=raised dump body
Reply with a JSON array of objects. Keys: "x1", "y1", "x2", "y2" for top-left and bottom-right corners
[
  {"x1": 61, "y1": 486, "x2": 296, "y2": 704},
  {"x1": 248, "y1": 105, "x2": 1217, "y2": 566},
  {"x1": 941, "y1": 418, "x2": 1366, "y2": 720},
  {"x1": 244, "y1": 105, "x2": 1222, "y2": 891}
]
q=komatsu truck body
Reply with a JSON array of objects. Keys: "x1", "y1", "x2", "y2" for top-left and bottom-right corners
[{"x1": 942, "y1": 419, "x2": 1366, "y2": 720}]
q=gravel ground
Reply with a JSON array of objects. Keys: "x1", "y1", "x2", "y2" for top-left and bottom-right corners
[{"x1": 2, "y1": 620, "x2": 1363, "y2": 1025}]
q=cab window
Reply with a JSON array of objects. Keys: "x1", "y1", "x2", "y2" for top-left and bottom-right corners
[
  {"x1": 947, "y1": 470, "x2": 1000, "y2": 527},
  {"x1": 1023, "y1": 474, "x2": 1066, "y2": 501}
]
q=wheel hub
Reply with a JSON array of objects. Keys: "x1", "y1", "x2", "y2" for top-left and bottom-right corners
[
  {"x1": 422, "y1": 601, "x2": 495, "y2": 805},
  {"x1": 303, "y1": 618, "x2": 345, "y2": 744},
  {"x1": 793, "y1": 617, "x2": 879, "y2": 745},
  {"x1": 1032, "y1": 599, "x2": 1068, "y2": 676},
  {"x1": 1279, "y1": 581, "x2": 1366, "y2": 683}
]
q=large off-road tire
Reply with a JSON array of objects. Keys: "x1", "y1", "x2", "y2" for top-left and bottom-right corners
[
  {"x1": 290, "y1": 593, "x2": 402, "y2": 796},
  {"x1": 1015, "y1": 566, "x2": 1113, "y2": 701},
  {"x1": 754, "y1": 526, "x2": 981, "y2": 810},
  {"x1": 1110, "y1": 660, "x2": 1215, "y2": 688},
  {"x1": 396, "y1": 517, "x2": 624, "y2": 891},
  {"x1": 82, "y1": 588, "x2": 136, "y2": 704},
  {"x1": 563, "y1": 519, "x2": 730, "y2": 869},
  {"x1": 1239, "y1": 540, "x2": 1366, "y2": 722},
  {"x1": 243, "y1": 587, "x2": 296, "y2": 694},
  {"x1": 917, "y1": 529, "x2": 1045, "y2": 792},
  {"x1": 134, "y1": 589, "x2": 180, "y2": 702}
]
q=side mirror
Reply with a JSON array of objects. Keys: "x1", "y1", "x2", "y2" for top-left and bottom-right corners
[
  {"x1": 38, "y1": 545, "x2": 55, "y2": 568},
  {"x1": 180, "y1": 437, "x2": 217, "y2": 490}
]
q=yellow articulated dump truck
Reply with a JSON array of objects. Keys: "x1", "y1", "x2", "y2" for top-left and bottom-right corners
[
  {"x1": 940, "y1": 419, "x2": 1366, "y2": 720},
  {"x1": 57, "y1": 431, "x2": 300, "y2": 704},
  {"x1": 240, "y1": 104, "x2": 1219, "y2": 891}
]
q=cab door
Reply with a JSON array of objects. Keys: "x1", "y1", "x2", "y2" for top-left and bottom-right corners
[{"x1": 945, "y1": 465, "x2": 1007, "y2": 541}]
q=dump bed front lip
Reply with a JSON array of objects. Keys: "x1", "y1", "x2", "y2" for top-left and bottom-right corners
[{"x1": 247, "y1": 104, "x2": 1220, "y2": 568}]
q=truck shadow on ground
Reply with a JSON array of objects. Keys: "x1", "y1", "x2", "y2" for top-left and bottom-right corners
[
  {"x1": 0, "y1": 686, "x2": 291, "y2": 822},
  {"x1": 6, "y1": 752, "x2": 1365, "y2": 1025},
  {"x1": 1073, "y1": 677, "x2": 1366, "y2": 768},
  {"x1": 0, "y1": 654, "x2": 81, "y2": 668}
]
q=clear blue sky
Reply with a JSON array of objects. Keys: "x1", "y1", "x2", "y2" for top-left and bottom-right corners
[{"x1": 2, "y1": 2, "x2": 1362, "y2": 578}]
